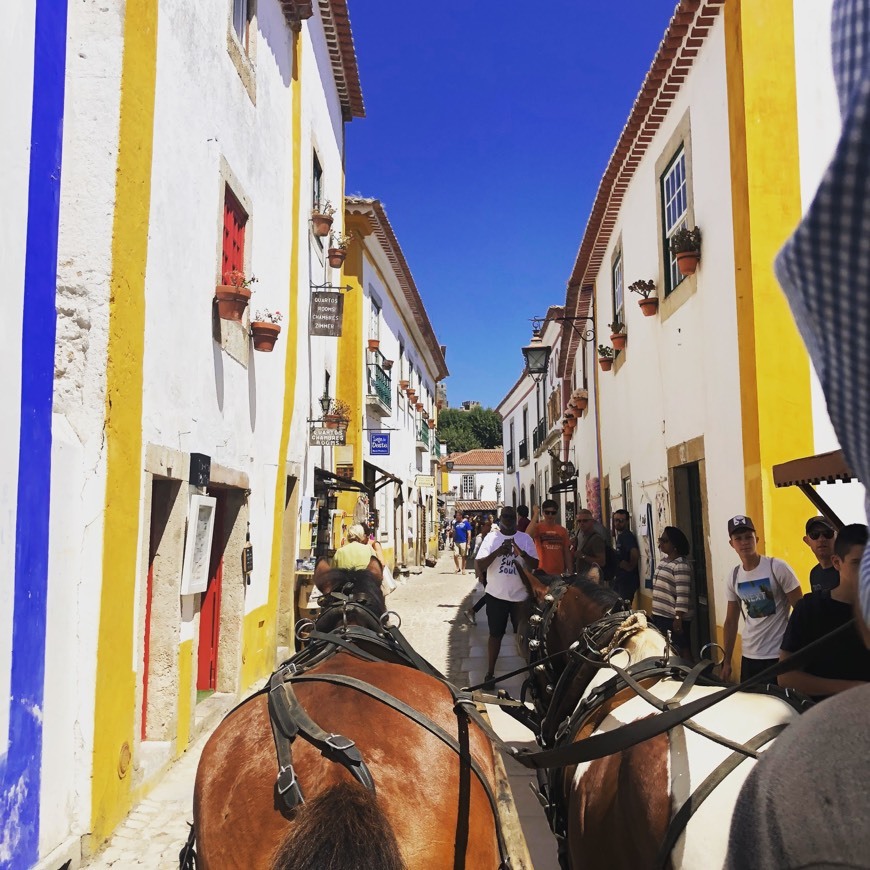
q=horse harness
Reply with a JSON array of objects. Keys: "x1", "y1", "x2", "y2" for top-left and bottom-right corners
[{"x1": 182, "y1": 586, "x2": 514, "y2": 870}]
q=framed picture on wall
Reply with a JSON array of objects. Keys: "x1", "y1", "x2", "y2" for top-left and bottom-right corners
[{"x1": 180, "y1": 494, "x2": 217, "y2": 595}]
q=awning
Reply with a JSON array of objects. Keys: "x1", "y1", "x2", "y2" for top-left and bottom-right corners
[
  {"x1": 455, "y1": 500, "x2": 500, "y2": 512},
  {"x1": 314, "y1": 467, "x2": 369, "y2": 496},
  {"x1": 772, "y1": 449, "x2": 857, "y2": 530},
  {"x1": 363, "y1": 461, "x2": 404, "y2": 494}
]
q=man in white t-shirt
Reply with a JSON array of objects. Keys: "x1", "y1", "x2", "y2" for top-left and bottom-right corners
[
  {"x1": 474, "y1": 505, "x2": 539, "y2": 687},
  {"x1": 721, "y1": 514, "x2": 802, "y2": 684}
]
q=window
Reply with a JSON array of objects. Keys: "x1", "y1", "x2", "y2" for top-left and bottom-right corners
[
  {"x1": 661, "y1": 147, "x2": 688, "y2": 295},
  {"x1": 370, "y1": 297, "x2": 381, "y2": 341},
  {"x1": 232, "y1": 0, "x2": 252, "y2": 51},
  {"x1": 312, "y1": 152, "x2": 323, "y2": 211},
  {"x1": 222, "y1": 185, "x2": 248, "y2": 277},
  {"x1": 461, "y1": 474, "x2": 476, "y2": 500},
  {"x1": 612, "y1": 252, "x2": 624, "y2": 326}
]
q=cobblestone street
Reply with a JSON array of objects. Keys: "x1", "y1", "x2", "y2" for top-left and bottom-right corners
[{"x1": 82, "y1": 551, "x2": 558, "y2": 868}]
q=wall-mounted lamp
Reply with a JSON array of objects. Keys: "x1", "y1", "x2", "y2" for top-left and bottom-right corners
[
  {"x1": 521, "y1": 328, "x2": 551, "y2": 384},
  {"x1": 319, "y1": 389, "x2": 332, "y2": 417}
]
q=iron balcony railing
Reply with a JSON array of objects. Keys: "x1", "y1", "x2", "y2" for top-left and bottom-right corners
[
  {"x1": 417, "y1": 418, "x2": 430, "y2": 449},
  {"x1": 536, "y1": 419, "x2": 546, "y2": 444},
  {"x1": 506, "y1": 448, "x2": 514, "y2": 471},
  {"x1": 367, "y1": 360, "x2": 392, "y2": 409},
  {"x1": 433, "y1": 437, "x2": 441, "y2": 458},
  {"x1": 519, "y1": 439, "x2": 528, "y2": 462}
]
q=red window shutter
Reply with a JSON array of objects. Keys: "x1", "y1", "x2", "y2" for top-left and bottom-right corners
[{"x1": 222, "y1": 187, "x2": 247, "y2": 279}]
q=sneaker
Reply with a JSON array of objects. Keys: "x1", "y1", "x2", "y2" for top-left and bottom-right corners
[
  {"x1": 464, "y1": 608, "x2": 477, "y2": 626},
  {"x1": 481, "y1": 673, "x2": 496, "y2": 690}
]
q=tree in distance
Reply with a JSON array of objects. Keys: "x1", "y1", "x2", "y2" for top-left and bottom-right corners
[{"x1": 437, "y1": 407, "x2": 502, "y2": 454}]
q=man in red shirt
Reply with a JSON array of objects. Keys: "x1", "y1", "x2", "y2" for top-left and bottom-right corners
[{"x1": 526, "y1": 500, "x2": 572, "y2": 577}]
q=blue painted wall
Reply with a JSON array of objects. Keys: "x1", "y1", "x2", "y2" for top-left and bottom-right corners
[{"x1": 0, "y1": 1, "x2": 68, "y2": 866}]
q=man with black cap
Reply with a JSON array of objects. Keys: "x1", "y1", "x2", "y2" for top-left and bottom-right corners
[
  {"x1": 721, "y1": 514, "x2": 802, "y2": 683},
  {"x1": 803, "y1": 515, "x2": 839, "y2": 593},
  {"x1": 474, "y1": 505, "x2": 539, "y2": 687}
]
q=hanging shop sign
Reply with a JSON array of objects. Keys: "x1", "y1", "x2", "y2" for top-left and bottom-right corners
[
  {"x1": 309, "y1": 291, "x2": 344, "y2": 336},
  {"x1": 309, "y1": 427, "x2": 346, "y2": 446},
  {"x1": 369, "y1": 432, "x2": 390, "y2": 456}
]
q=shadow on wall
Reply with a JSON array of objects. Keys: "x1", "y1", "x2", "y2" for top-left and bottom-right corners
[{"x1": 258, "y1": 0, "x2": 296, "y2": 89}]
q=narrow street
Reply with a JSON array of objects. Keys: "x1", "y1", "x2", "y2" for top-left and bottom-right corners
[{"x1": 83, "y1": 551, "x2": 558, "y2": 869}]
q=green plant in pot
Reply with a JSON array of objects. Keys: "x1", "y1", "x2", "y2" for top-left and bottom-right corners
[
  {"x1": 609, "y1": 319, "x2": 627, "y2": 351},
  {"x1": 629, "y1": 279, "x2": 658, "y2": 316},
  {"x1": 323, "y1": 398, "x2": 351, "y2": 430},
  {"x1": 670, "y1": 226, "x2": 702, "y2": 275},
  {"x1": 215, "y1": 270, "x2": 257, "y2": 321},
  {"x1": 597, "y1": 344, "x2": 614, "y2": 372},
  {"x1": 327, "y1": 230, "x2": 352, "y2": 269},
  {"x1": 250, "y1": 309, "x2": 283, "y2": 352},
  {"x1": 311, "y1": 200, "x2": 336, "y2": 238}
]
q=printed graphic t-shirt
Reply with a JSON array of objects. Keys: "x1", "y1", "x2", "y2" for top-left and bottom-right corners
[
  {"x1": 452, "y1": 520, "x2": 472, "y2": 544},
  {"x1": 726, "y1": 556, "x2": 800, "y2": 660},
  {"x1": 809, "y1": 564, "x2": 840, "y2": 593},
  {"x1": 476, "y1": 529, "x2": 538, "y2": 602},
  {"x1": 531, "y1": 524, "x2": 570, "y2": 575}
]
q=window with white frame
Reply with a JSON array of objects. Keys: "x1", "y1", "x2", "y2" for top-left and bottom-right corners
[
  {"x1": 461, "y1": 474, "x2": 476, "y2": 500},
  {"x1": 661, "y1": 146, "x2": 688, "y2": 295},
  {"x1": 612, "y1": 252, "x2": 624, "y2": 326},
  {"x1": 232, "y1": 0, "x2": 252, "y2": 50},
  {"x1": 370, "y1": 296, "x2": 381, "y2": 341}
]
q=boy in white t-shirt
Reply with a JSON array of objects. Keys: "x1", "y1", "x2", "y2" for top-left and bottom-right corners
[
  {"x1": 474, "y1": 506, "x2": 539, "y2": 687},
  {"x1": 721, "y1": 514, "x2": 802, "y2": 684}
]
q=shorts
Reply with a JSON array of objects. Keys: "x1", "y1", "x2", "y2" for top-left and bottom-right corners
[
  {"x1": 486, "y1": 596, "x2": 528, "y2": 638},
  {"x1": 455, "y1": 541, "x2": 468, "y2": 556}
]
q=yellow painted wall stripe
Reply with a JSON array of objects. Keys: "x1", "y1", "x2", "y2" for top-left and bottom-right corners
[
  {"x1": 90, "y1": 0, "x2": 156, "y2": 842},
  {"x1": 243, "y1": 32, "x2": 303, "y2": 688},
  {"x1": 724, "y1": 0, "x2": 815, "y2": 578}
]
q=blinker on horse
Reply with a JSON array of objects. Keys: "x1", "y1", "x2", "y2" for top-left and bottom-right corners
[{"x1": 190, "y1": 557, "x2": 506, "y2": 870}]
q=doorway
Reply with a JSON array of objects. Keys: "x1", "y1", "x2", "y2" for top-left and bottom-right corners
[
  {"x1": 672, "y1": 462, "x2": 711, "y2": 653},
  {"x1": 198, "y1": 489, "x2": 226, "y2": 695}
]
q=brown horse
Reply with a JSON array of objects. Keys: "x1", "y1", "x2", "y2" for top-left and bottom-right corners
[
  {"x1": 518, "y1": 567, "x2": 800, "y2": 870},
  {"x1": 191, "y1": 558, "x2": 504, "y2": 869}
]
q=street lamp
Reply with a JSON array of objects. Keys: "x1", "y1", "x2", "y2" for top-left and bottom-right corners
[
  {"x1": 521, "y1": 329, "x2": 551, "y2": 383},
  {"x1": 444, "y1": 460, "x2": 455, "y2": 472},
  {"x1": 319, "y1": 389, "x2": 332, "y2": 417}
]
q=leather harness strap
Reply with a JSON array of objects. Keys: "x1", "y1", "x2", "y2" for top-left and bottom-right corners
[{"x1": 654, "y1": 724, "x2": 786, "y2": 868}]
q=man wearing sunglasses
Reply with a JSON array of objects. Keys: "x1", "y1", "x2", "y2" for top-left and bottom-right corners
[
  {"x1": 526, "y1": 500, "x2": 572, "y2": 577},
  {"x1": 804, "y1": 516, "x2": 839, "y2": 593}
]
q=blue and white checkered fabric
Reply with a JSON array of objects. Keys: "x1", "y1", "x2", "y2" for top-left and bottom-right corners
[{"x1": 775, "y1": 0, "x2": 870, "y2": 621}]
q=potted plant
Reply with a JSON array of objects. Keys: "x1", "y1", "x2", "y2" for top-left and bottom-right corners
[
  {"x1": 597, "y1": 344, "x2": 614, "y2": 372},
  {"x1": 311, "y1": 200, "x2": 336, "y2": 237},
  {"x1": 323, "y1": 398, "x2": 351, "y2": 430},
  {"x1": 250, "y1": 309, "x2": 283, "y2": 352},
  {"x1": 415, "y1": 401, "x2": 424, "y2": 412},
  {"x1": 427, "y1": 419, "x2": 436, "y2": 430},
  {"x1": 382, "y1": 359, "x2": 394, "y2": 371},
  {"x1": 215, "y1": 270, "x2": 256, "y2": 321},
  {"x1": 399, "y1": 379, "x2": 409, "y2": 390},
  {"x1": 572, "y1": 389, "x2": 589, "y2": 411},
  {"x1": 670, "y1": 226, "x2": 702, "y2": 275},
  {"x1": 367, "y1": 337, "x2": 380, "y2": 351},
  {"x1": 630, "y1": 279, "x2": 659, "y2": 316},
  {"x1": 327, "y1": 230, "x2": 352, "y2": 269},
  {"x1": 609, "y1": 319, "x2": 627, "y2": 351}
]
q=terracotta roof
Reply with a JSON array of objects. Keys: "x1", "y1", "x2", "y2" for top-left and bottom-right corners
[
  {"x1": 448, "y1": 449, "x2": 504, "y2": 468},
  {"x1": 345, "y1": 197, "x2": 449, "y2": 380},
  {"x1": 455, "y1": 501, "x2": 500, "y2": 512},
  {"x1": 559, "y1": 0, "x2": 724, "y2": 377},
  {"x1": 318, "y1": 0, "x2": 365, "y2": 121}
]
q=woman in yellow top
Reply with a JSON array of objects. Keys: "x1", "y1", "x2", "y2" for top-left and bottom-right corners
[{"x1": 332, "y1": 524, "x2": 378, "y2": 570}]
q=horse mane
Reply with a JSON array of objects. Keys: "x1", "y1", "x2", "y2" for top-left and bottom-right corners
[
  {"x1": 567, "y1": 575, "x2": 622, "y2": 612},
  {"x1": 271, "y1": 781, "x2": 405, "y2": 870}
]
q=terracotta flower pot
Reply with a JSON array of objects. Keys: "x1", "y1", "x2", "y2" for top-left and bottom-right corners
[
  {"x1": 399, "y1": 380, "x2": 409, "y2": 390},
  {"x1": 327, "y1": 248, "x2": 346, "y2": 268},
  {"x1": 598, "y1": 357, "x2": 614, "y2": 372},
  {"x1": 214, "y1": 285, "x2": 252, "y2": 321},
  {"x1": 638, "y1": 297, "x2": 659, "y2": 317},
  {"x1": 575, "y1": 396, "x2": 588, "y2": 411},
  {"x1": 382, "y1": 359, "x2": 394, "y2": 370},
  {"x1": 368, "y1": 338, "x2": 380, "y2": 351},
  {"x1": 250, "y1": 321, "x2": 281, "y2": 352},
  {"x1": 415, "y1": 402, "x2": 424, "y2": 412},
  {"x1": 675, "y1": 251, "x2": 700, "y2": 276},
  {"x1": 323, "y1": 414, "x2": 341, "y2": 430},
  {"x1": 611, "y1": 332, "x2": 627, "y2": 351},
  {"x1": 427, "y1": 420, "x2": 436, "y2": 429},
  {"x1": 312, "y1": 213, "x2": 334, "y2": 237}
]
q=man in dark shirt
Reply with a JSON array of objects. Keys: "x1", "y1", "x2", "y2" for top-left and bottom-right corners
[
  {"x1": 779, "y1": 523, "x2": 870, "y2": 701},
  {"x1": 612, "y1": 509, "x2": 640, "y2": 605},
  {"x1": 803, "y1": 515, "x2": 839, "y2": 592},
  {"x1": 516, "y1": 504, "x2": 530, "y2": 533}
]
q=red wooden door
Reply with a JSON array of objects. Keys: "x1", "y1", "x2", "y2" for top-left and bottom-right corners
[{"x1": 197, "y1": 491, "x2": 225, "y2": 691}]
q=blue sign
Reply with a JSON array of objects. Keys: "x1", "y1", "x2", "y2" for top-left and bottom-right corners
[{"x1": 369, "y1": 432, "x2": 390, "y2": 455}]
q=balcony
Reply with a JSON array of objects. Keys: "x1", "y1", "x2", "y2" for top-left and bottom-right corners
[
  {"x1": 506, "y1": 449, "x2": 514, "y2": 472},
  {"x1": 366, "y1": 354, "x2": 392, "y2": 418},
  {"x1": 518, "y1": 439, "x2": 529, "y2": 465},
  {"x1": 432, "y1": 437, "x2": 441, "y2": 458},
  {"x1": 416, "y1": 418, "x2": 429, "y2": 451}
]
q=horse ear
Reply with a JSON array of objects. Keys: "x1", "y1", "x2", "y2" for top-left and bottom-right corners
[
  {"x1": 367, "y1": 556, "x2": 383, "y2": 582},
  {"x1": 314, "y1": 556, "x2": 335, "y2": 594}
]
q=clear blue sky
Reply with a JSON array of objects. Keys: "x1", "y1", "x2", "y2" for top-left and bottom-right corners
[{"x1": 346, "y1": 2, "x2": 677, "y2": 410}]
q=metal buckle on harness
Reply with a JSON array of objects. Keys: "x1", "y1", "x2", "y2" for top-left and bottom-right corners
[
  {"x1": 276, "y1": 763, "x2": 304, "y2": 805},
  {"x1": 324, "y1": 733, "x2": 355, "y2": 752}
]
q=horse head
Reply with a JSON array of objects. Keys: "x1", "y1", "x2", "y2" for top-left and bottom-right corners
[{"x1": 310, "y1": 556, "x2": 388, "y2": 634}]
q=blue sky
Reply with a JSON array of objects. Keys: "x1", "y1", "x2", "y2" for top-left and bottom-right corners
[{"x1": 346, "y1": 2, "x2": 677, "y2": 410}]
